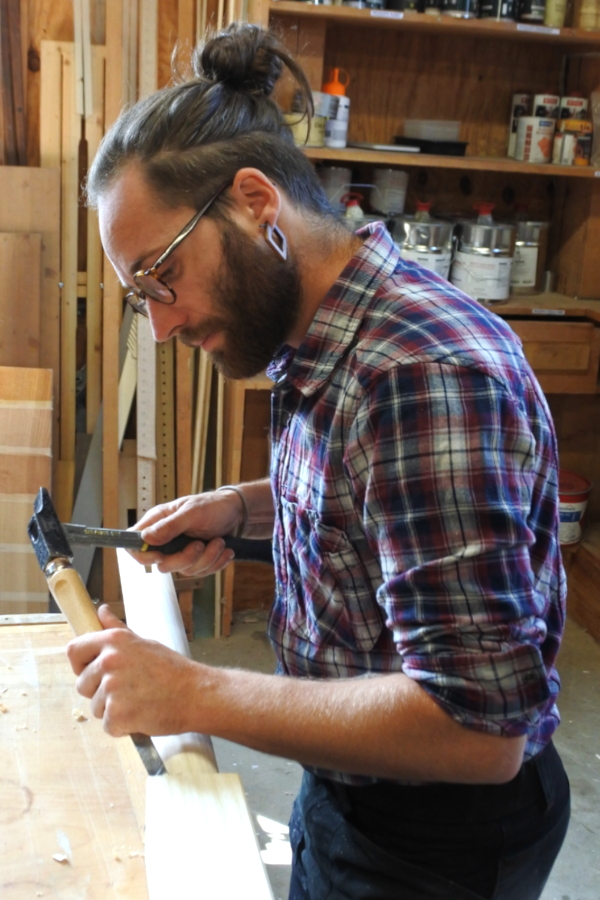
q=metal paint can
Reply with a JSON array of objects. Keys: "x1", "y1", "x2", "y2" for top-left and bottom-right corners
[
  {"x1": 559, "y1": 95, "x2": 589, "y2": 120},
  {"x1": 514, "y1": 117, "x2": 555, "y2": 163},
  {"x1": 441, "y1": 0, "x2": 479, "y2": 17},
  {"x1": 398, "y1": 216, "x2": 454, "y2": 279},
  {"x1": 510, "y1": 220, "x2": 549, "y2": 293},
  {"x1": 480, "y1": 0, "x2": 516, "y2": 19},
  {"x1": 507, "y1": 93, "x2": 532, "y2": 158},
  {"x1": 518, "y1": 0, "x2": 546, "y2": 21},
  {"x1": 533, "y1": 93, "x2": 560, "y2": 118},
  {"x1": 450, "y1": 217, "x2": 516, "y2": 304}
]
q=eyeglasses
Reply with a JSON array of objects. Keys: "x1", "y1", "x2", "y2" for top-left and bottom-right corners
[{"x1": 124, "y1": 184, "x2": 229, "y2": 316}]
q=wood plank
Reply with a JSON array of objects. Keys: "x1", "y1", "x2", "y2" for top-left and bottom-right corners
[
  {"x1": 85, "y1": 45, "x2": 106, "y2": 434},
  {"x1": 102, "y1": 0, "x2": 126, "y2": 607},
  {"x1": 59, "y1": 43, "x2": 81, "y2": 480},
  {"x1": 0, "y1": 0, "x2": 17, "y2": 165},
  {"x1": 6, "y1": 0, "x2": 27, "y2": 164},
  {"x1": 0, "y1": 366, "x2": 52, "y2": 614},
  {"x1": 116, "y1": 550, "x2": 274, "y2": 900},
  {"x1": 0, "y1": 233, "x2": 41, "y2": 367},
  {"x1": 303, "y1": 146, "x2": 600, "y2": 179},
  {"x1": 0, "y1": 621, "x2": 148, "y2": 899}
]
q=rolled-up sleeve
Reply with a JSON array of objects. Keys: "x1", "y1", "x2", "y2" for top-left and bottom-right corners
[{"x1": 346, "y1": 360, "x2": 559, "y2": 739}]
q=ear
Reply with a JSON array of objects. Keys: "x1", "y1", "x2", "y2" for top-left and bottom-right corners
[{"x1": 228, "y1": 168, "x2": 281, "y2": 233}]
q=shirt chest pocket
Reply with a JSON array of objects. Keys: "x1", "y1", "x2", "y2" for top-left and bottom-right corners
[{"x1": 280, "y1": 498, "x2": 384, "y2": 652}]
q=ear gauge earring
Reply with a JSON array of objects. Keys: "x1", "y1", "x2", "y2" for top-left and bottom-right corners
[{"x1": 260, "y1": 222, "x2": 288, "y2": 261}]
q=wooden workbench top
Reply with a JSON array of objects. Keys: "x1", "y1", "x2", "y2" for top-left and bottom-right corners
[{"x1": 0, "y1": 616, "x2": 149, "y2": 899}]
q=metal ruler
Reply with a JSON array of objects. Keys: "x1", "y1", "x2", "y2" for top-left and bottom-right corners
[
  {"x1": 136, "y1": 317, "x2": 157, "y2": 517},
  {"x1": 156, "y1": 340, "x2": 176, "y2": 504}
]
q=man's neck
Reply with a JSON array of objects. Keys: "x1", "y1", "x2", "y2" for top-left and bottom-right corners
[{"x1": 285, "y1": 217, "x2": 364, "y2": 348}]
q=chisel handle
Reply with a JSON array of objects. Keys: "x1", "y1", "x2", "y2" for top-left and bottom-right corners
[
  {"x1": 47, "y1": 563, "x2": 104, "y2": 636},
  {"x1": 149, "y1": 534, "x2": 274, "y2": 565}
]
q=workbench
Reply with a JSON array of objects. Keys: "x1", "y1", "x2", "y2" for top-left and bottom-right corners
[{"x1": 0, "y1": 614, "x2": 149, "y2": 899}]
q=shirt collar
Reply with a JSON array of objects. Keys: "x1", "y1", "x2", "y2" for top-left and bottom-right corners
[{"x1": 267, "y1": 223, "x2": 400, "y2": 396}]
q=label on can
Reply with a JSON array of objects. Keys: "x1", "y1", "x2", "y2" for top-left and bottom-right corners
[
  {"x1": 552, "y1": 132, "x2": 576, "y2": 165},
  {"x1": 511, "y1": 245, "x2": 538, "y2": 288},
  {"x1": 508, "y1": 94, "x2": 532, "y2": 158},
  {"x1": 515, "y1": 117, "x2": 555, "y2": 163},
  {"x1": 533, "y1": 94, "x2": 560, "y2": 118},
  {"x1": 480, "y1": 0, "x2": 515, "y2": 16},
  {"x1": 400, "y1": 248, "x2": 452, "y2": 279},
  {"x1": 559, "y1": 96, "x2": 589, "y2": 119},
  {"x1": 450, "y1": 251, "x2": 512, "y2": 302},
  {"x1": 559, "y1": 502, "x2": 586, "y2": 544}
]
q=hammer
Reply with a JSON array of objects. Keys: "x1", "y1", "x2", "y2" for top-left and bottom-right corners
[{"x1": 27, "y1": 487, "x2": 166, "y2": 776}]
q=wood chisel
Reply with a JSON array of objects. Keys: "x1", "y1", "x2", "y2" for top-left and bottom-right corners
[{"x1": 63, "y1": 524, "x2": 274, "y2": 564}]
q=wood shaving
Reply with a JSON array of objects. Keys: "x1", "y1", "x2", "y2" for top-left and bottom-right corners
[
  {"x1": 52, "y1": 854, "x2": 69, "y2": 864},
  {"x1": 128, "y1": 850, "x2": 144, "y2": 858},
  {"x1": 71, "y1": 708, "x2": 88, "y2": 722},
  {"x1": 16, "y1": 723, "x2": 27, "y2": 730},
  {"x1": 0, "y1": 703, "x2": 8, "y2": 713}
]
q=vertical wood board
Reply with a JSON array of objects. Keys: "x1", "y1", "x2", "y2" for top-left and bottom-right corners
[{"x1": 0, "y1": 233, "x2": 41, "y2": 368}]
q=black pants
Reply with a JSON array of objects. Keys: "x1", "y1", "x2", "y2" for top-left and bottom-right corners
[{"x1": 289, "y1": 741, "x2": 570, "y2": 900}]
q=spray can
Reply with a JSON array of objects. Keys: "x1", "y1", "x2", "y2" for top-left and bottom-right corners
[
  {"x1": 322, "y1": 69, "x2": 351, "y2": 150},
  {"x1": 507, "y1": 93, "x2": 532, "y2": 157}
]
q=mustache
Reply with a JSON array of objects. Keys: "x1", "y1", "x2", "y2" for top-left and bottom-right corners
[{"x1": 177, "y1": 316, "x2": 230, "y2": 346}]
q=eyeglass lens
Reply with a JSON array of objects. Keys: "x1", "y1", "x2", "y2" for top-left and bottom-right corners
[{"x1": 133, "y1": 273, "x2": 175, "y2": 305}]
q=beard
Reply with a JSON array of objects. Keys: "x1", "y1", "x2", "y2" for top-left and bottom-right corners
[{"x1": 178, "y1": 217, "x2": 302, "y2": 379}]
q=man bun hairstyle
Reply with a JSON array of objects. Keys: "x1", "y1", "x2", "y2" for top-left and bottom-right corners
[{"x1": 86, "y1": 23, "x2": 333, "y2": 218}]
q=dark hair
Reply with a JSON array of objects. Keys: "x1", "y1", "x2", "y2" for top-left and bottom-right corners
[{"x1": 86, "y1": 23, "x2": 333, "y2": 218}]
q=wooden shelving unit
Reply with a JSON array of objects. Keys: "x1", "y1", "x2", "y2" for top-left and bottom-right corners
[
  {"x1": 269, "y1": 1, "x2": 600, "y2": 45},
  {"x1": 305, "y1": 146, "x2": 600, "y2": 178}
]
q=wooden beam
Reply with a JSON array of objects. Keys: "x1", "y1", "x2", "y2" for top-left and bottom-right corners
[
  {"x1": 116, "y1": 549, "x2": 274, "y2": 900},
  {"x1": 103, "y1": 0, "x2": 126, "y2": 605},
  {"x1": 85, "y1": 45, "x2": 105, "y2": 433}
]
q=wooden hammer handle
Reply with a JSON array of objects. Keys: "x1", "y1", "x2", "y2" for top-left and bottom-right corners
[{"x1": 47, "y1": 565, "x2": 104, "y2": 636}]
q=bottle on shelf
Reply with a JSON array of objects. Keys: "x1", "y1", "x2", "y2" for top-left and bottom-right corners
[{"x1": 322, "y1": 68, "x2": 351, "y2": 150}]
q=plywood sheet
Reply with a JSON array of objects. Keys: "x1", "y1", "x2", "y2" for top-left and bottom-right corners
[
  {"x1": 0, "y1": 233, "x2": 41, "y2": 368},
  {"x1": 0, "y1": 620, "x2": 148, "y2": 899}
]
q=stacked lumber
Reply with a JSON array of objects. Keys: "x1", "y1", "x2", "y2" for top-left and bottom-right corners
[{"x1": 0, "y1": 366, "x2": 52, "y2": 614}]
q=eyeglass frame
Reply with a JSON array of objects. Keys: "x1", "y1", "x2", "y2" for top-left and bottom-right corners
[{"x1": 124, "y1": 183, "x2": 230, "y2": 316}]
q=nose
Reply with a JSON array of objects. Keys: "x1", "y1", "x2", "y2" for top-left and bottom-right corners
[{"x1": 145, "y1": 298, "x2": 185, "y2": 343}]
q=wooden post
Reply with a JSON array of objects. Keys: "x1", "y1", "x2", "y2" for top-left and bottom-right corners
[{"x1": 103, "y1": 0, "x2": 126, "y2": 605}]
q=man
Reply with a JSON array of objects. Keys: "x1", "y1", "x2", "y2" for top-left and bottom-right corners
[{"x1": 67, "y1": 23, "x2": 570, "y2": 900}]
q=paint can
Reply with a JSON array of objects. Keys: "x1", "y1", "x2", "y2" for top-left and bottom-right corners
[
  {"x1": 441, "y1": 0, "x2": 479, "y2": 17},
  {"x1": 507, "y1": 93, "x2": 532, "y2": 157},
  {"x1": 450, "y1": 205, "x2": 516, "y2": 304},
  {"x1": 283, "y1": 113, "x2": 326, "y2": 148},
  {"x1": 518, "y1": 0, "x2": 546, "y2": 21},
  {"x1": 544, "y1": 0, "x2": 567, "y2": 26},
  {"x1": 558, "y1": 469, "x2": 592, "y2": 545},
  {"x1": 317, "y1": 165, "x2": 352, "y2": 213},
  {"x1": 533, "y1": 93, "x2": 560, "y2": 118},
  {"x1": 398, "y1": 215, "x2": 454, "y2": 279},
  {"x1": 371, "y1": 169, "x2": 409, "y2": 215},
  {"x1": 480, "y1": 0, "x2": 516, "y2": 20},
  {"x1": 510, "y1": 220, "x2": 549, "y2": 293},
  {"x1": 559, "y1": 94, "x2": 589, "y2": 120},
  {"x1": 553, "y1": 119, "x2": 593, "y2": 166},
  {"x1": 514, "y1": 117, "x2": 555, "y2": 163}
]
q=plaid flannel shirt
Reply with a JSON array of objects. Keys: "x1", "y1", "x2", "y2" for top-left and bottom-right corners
[{"x1": 266, "y1": 223, "x2": 566, "y2": 784}]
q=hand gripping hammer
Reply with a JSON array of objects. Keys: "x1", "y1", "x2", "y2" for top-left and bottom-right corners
[{"x1": 27, "y1": 487, "x2": 166, "y2": 776}]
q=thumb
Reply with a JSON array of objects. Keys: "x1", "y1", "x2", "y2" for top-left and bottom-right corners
[{"x1": 97, "y1": 604, "x2": 128, "y2": 630}]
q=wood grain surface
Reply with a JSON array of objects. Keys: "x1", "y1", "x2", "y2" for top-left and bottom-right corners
[
  {"x1": 0, "y1": 233, "x2": 41, "y2": 367},
  {"x1": 0, "y1": 619, "x2": 148, "y2": 899}
]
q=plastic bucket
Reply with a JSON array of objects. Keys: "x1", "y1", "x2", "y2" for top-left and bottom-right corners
[{"x1": 558, "y1": 469, "x2": 592, "y2": 545}]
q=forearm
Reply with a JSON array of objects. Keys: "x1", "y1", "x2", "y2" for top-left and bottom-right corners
[
  {"x1": 224, "y1": 477, "x2": 275, "y2": 539},
  {"x1": 185, "y1": 666, "x2": 526, "y2": 785}
]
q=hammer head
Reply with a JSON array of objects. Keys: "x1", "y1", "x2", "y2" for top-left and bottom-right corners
[{"x1": 28, "y1": 487, "x2": 74, "y2": 572}]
